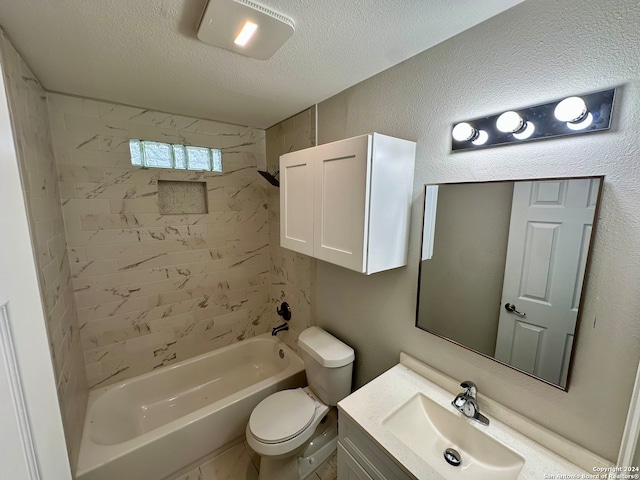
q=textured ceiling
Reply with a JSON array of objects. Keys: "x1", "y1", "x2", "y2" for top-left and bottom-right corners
[{"x1": 0, "y1": 0, "x2": 524, "y2": 128}]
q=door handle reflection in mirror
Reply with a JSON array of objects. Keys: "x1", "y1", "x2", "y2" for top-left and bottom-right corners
[{"x1": 504, "y1": 302, "x2": 526, "y2": 317}]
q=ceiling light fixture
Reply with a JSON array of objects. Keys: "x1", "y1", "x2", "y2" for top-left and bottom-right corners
[
  {"x1": 451, "y1": 88, "x2": 615, "y2": 152},
  {"x1": 234, "y1": 21, "x2": 258, "y2": 46},
  {"x1": 197, "y1": 0, "x2": 295, "y2": 60}
]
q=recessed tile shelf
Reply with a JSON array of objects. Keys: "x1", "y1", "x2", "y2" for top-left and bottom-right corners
[{"x1": 158, "y1": 180, "x2": 208, "y2": 215}]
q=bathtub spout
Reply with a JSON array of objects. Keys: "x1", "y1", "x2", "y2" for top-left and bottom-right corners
[{"x1": 272, "y1": 323, "x2": 289, "y2": 335}]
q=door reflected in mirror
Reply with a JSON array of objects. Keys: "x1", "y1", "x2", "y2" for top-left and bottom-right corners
[{"x1": 416, "y1": 176, "x2": 603, "y2": 389}]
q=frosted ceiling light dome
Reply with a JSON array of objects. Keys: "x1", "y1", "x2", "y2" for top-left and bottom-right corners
[
  {"x1": 496, "y1": 111, "x2": 525, "y2": 133},
  {"x1": 197, "y1": 0, "x2": 295, "y2": 60},
  {"x1": 554, "y1": 97, "x2": 587, "y2": 123},
  {"x1": 452, "y1": 122, "x2": 478, "y2": 142}
]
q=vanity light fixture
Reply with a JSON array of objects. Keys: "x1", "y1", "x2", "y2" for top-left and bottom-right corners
[
  {"x1": 451, "y1": 88, "x2": 615, "y2": 151},
  {"x1": 496, "y1": 111, "x2": 536, "y2": 141},
  {"x1": 452, "y1": 122, "x2": 489, "y2": 146},
  {"x1": 452, "y1": 122, "x2": 478, "y2": 142},
  {"x1": 555, "y1": 96, "x2": 594, "y2": 131},
  {"x1": 496, "y1": 111, "x2": 525, "y2": 133},
  {"x1": 197, "y1": 0, "x2": 295, "y2": 60}
]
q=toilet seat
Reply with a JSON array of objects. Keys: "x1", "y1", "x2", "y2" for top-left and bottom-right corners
[{"x1": 249, "y1": 388, "x2": 316, "y2": 444}]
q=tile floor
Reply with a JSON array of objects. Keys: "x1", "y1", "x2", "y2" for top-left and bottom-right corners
[{"x1": 176, "y1": 442, "x2": 337, "y2": 480}]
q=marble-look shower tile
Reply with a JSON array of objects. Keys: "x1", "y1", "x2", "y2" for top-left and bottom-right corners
[
  {"x1": 2, "y1": 39, "x2": 87, "y2": 469},
  {"x1": 97, "y1": 101, "x2": 144, "y2": 122},
  {"x1": 50, "y1": 93, "x2": 270, "y2": 388},
  {"x1": 264, "y1": 106, "x2": 316, "y2": 352},
  {"x1": 67, "y1": 149, "x2": 133, "y2": 168},
  {"x1": 48, "y1": 92, "x2": 99, "y2": 117}
]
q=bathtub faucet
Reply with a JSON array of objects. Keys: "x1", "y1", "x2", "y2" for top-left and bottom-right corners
[{"x1": 272, "y1": 323, "x2": 289, "y2": 335}]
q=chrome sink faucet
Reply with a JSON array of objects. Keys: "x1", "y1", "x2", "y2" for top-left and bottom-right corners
[{"x1": 452, "y1": 381, "x2": 490, "y2": 426}]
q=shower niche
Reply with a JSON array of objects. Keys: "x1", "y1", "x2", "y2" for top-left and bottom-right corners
[
  {"x1": 279, "y1": 133, "x2": 416, "y2": 274},
  {"x1": 158, "y1": 180, "x2": 209, "y2": 215}
]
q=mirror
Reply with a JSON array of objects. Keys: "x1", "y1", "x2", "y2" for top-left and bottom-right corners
[{"x1": 416, "y1": 176, "x2": 603, "y2": 389}]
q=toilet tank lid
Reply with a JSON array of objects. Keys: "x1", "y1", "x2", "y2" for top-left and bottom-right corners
[{"x1": 298, "y1": 327, "x2": 355, "y2": 368}]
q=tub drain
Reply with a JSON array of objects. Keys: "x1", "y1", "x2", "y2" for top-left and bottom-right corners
[{"x1": 444, "y1": 448, "x2": 461, "y2": 467}]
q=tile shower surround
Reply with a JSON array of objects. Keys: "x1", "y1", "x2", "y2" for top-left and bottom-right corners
[
  {"x1": 0, "y1": 40, "x2": 317, "y2": 469},
  {"x1": 0, "y1": 34, "x2": 87, "y2": 468},
  {"x1": 266, "y1": 106, "x2": 317, "y2": 350},
  {"x1": 47, "y1": 93, "x2": 275, "y2": 389}
]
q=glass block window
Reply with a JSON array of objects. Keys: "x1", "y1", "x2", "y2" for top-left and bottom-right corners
[{"x1": 129, "y1": 139, "x2": 222, "y2": 172}]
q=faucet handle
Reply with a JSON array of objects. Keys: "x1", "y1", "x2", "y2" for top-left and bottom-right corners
[{"x1": 460, "y1": 380, "x2": 477, "y2": 398}]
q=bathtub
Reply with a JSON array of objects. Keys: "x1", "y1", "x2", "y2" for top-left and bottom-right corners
[{"x1": 76, "y1": 333, "x2": 306, "y2": 480}]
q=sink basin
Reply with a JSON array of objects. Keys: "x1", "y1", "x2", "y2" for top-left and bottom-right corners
[{"x1": 382, "y1": 393, "x2": 524, "y2": 480}]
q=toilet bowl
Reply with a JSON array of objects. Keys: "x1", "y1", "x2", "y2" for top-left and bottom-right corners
[
  {"x1": 246, "y1": 387, "x2": 328, "y2": 457},
  {"x1": 245, "y1": 327, "x2": 354, "y2": 480}
]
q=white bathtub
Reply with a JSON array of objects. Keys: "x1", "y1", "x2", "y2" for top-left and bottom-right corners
[{"x1": 76, "y1": 333, "x2": 306, "y2": 480}]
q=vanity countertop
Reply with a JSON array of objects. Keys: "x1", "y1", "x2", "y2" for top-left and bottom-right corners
[{"x1": 338, "y1": 361, "x2": 593, "y2": 480}]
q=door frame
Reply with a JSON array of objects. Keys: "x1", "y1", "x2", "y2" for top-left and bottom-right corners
[{"x1": 618, "y1": 360, "x2": 640, "y2": 466}]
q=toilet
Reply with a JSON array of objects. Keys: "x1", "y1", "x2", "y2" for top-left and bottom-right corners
[{"x1": 246, "y1": 327, "x2": 355, "y2": 480}]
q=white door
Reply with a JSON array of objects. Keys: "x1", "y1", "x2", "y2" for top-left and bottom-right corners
[
  {"x1": 0, "y1": 64, "x2": 72, "y2": 479},
  {"x1": 313, "y1": 135, "x2": 371, "y2": 272},
  {"x1": 280, "y1": 150, "x2": 314, "y2": 256},
  {"x1": 494, "y1": 178, "x2": 600, "y2": 386}
]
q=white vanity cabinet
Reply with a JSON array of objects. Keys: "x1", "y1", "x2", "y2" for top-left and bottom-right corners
[
  {"x1": 338, "y1": 412, "x2": 414, "y2": 480},
  {"x1": 280, "y1": 133, "x2": 415, "y2": 274}
]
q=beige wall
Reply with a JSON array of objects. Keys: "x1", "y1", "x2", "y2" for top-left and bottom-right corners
[
  {"x1": 316, "y1": 0, "x2": 640, "y2": 462},
  {"x1": 47, "y1": 93, "x2": 271, "y2": 389},
  {"x1": 0, "y1": 33, "x2": 87, "y2": 468},
  {"x1": 265, "y1": 107, "x2": 317, "y2": 350},
  {"x1": 418, "y1": 182, "x2": 513, "y2": 356}
]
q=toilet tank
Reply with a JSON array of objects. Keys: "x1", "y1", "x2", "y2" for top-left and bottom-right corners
[{"x1": 298, "y1": 327, "x2": 355, "y2": 406}]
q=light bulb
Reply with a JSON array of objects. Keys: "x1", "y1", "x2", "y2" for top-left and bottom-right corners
[
  {"x1": 452, "y1": 123, "x2": 478, "y2": 142},
  {"x1": 555, "y1": 97, "x2": 587, "y2": 123},
  {"x1": 472, "y1": 130, "x2": 489, "y2": 146},
  {"x1": 496, "y1": 111, "x2": 525, "y2": 133},
  {"x1": 566, "y1": 112, "x2": 593, "y2": 131},
  {"x1": 513, "y1": 121, "x2": 535, "y2": 140}
]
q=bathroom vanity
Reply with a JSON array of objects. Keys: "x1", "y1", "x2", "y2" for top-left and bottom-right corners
[{"x1": 337, "y1": 354, "x2": 609, "y2": 479}]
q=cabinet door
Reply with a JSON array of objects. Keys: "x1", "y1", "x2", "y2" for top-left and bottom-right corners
[
  {"x1": 313, "y1": 135, "x2": 371, "y2": 272},
  {"x1": 280, "y1": 150, "x2": 314, "y2": 256},
  {"x1": 338, "y1": 443, "x2": 375, "y2": 480}
]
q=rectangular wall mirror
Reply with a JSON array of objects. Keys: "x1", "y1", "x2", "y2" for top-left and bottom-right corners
[{"x1": 416, "y1": 176, "x2": 603, "y2": 389}]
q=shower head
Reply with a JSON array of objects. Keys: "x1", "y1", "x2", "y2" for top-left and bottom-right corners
[{"x1": 257, "y1": 169, "x2": 280, "y2": 187}]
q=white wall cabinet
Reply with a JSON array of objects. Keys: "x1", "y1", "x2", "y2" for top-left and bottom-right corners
[{"x1": 280, "y1": 133, "x2": 415, "y2": 274}]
